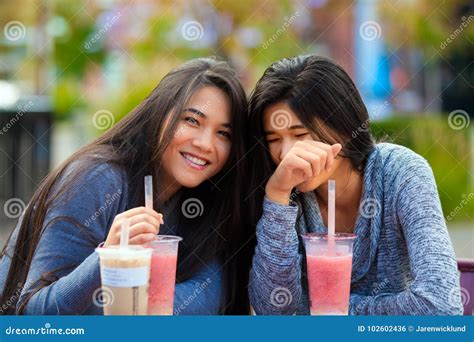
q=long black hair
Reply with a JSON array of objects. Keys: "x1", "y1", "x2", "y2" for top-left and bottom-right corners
[
  {"x1": 246, "y1": 55, "x2": 375, "y2": 224},
  {"x1": 1, "y1": 57, "x2": 252, "y2": 314}
]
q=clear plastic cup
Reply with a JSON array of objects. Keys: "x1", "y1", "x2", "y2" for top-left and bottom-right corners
[
  {"x1": 302, "y1": 233, "x2": 356, "y2": 315},
  {"x1": 95, "y1": 245, "x2": 151, "y2": 315},
  {"x1": 144, "y1": 235, "x2": 182, "y2": 315}
]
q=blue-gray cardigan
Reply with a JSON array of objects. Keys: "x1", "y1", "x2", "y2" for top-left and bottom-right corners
[{"x1": 249, "y1": 143, "x2": 463, "y2": 315}]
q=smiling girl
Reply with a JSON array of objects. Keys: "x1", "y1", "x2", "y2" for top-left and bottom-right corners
[
  {"x1": 246, "y1": 55, "x2": 463, "y2": 315},
  {"x1": 0, "y1": 58, "x2": 252, "y2": 315}
]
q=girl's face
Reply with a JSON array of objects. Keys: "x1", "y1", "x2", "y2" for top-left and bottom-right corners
[
  {"x1": 162, "y1": 86, "x2": 232, "y2": 188},
  {"x1": 263, "y1": 101, "x2": 343, "y2": 192}
]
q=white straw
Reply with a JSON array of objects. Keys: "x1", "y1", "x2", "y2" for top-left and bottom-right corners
[
  {"x1": 120, "y1": 218, "x2": 130, "y2": 248},
  {"x1": 328, "y1": 180, "x2": 336, "y2": 237},
  {"x1": 144, "y1": 175, "x2": 153, "y2": 209}
]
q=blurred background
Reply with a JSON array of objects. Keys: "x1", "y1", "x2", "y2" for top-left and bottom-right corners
[{"x1": 0, "y1": 0, "x2": 472, "y2": 257}]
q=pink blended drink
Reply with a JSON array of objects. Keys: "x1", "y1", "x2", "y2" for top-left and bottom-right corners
[
  {"x1": 145, "y1": 235, "x2": 182, "y2": 315},
  {"x1": 302, "y1": 233, "x2": 356, "y2": 315}
]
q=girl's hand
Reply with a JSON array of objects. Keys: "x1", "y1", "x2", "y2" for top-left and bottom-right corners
[
  {"x1": 104, "y1": 207, "x2": 164, "y2": 246},
  {"x1": 265, "y1": 141, "x2": 342, "y2": 204}
]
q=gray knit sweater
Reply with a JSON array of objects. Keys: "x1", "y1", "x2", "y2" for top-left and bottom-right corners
[{"x1": 249, "y1": 143, "x2": 463, "y2": 315}]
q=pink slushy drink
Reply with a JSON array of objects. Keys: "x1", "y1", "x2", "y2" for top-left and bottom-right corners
[
  {"x1": 145, "y1": 235, "x2": 182, "y2": 315},
  {"x1": 302, "y1": 233, "x2": 356, "y2": 315}
]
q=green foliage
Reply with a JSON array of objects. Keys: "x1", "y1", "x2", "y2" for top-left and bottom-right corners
[
  {"x1": 52, "y1": 77, "x2": 86, "y2": 120},
  {"x1": 372, "y1": 116, "x2": 473, "y2": 222}
]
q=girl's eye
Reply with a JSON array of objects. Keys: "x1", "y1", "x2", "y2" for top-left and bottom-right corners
[
  {"x1": 184, "y1": 117, "x2": 199, "y2": 125},
  {"x1": 296, "y1": 133, "x2": 309, "y2": 138},
  {"x1": 266, "y1": 138, "x2": 279, "y2": 143},
  {"x1": 217, "y1": 130, "x2": 232, "y2": 139}
]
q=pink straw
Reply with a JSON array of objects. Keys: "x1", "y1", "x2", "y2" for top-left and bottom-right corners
[
  {"x1": 328, "y1": 180, "x2": 336, "y2": 237},
  {"x1": 144, "y1": 175, "x2": 153, "y2": 209}
]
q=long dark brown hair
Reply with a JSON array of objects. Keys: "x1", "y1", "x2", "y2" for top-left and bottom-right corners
[
  {"x1": 1, "y1": 57, "x2": 252, "y2": 314},
  {"x1": 246, "y1": 55, "x2": 375, "y2": 225}
]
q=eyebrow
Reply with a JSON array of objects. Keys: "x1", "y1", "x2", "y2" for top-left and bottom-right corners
[
  {"x1": 264, "y1": 125, "x2": 306, "y2": 135},
  {"x1": 184, "y1": 107, "x2": 232, "y2": 128}
]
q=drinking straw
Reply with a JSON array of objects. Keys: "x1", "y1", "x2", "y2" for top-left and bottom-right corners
[
  {"x1": 120, "y1": 218, "x2": 130, "y2": 248},
  {"x1": 328, "y1": 180, "x2": 336, "y2": 237},
  {"x1": 144, "y1": 175, "x2": 153, "y2": 209}
]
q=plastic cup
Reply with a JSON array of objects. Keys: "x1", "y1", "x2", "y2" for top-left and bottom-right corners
[
  {"x1": 302, "y1": 233, "x2": 356, "y2": 315},
  {"x1": 144, "y1": 235, "x2": 182, "y2": 315},
  {"x1": 95, "y1": 245, "x2": 151, "y2": 315}
]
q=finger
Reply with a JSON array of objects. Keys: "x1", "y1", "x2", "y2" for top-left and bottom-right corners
[
  {"x1": 129, "y1": 233, "x2": 157, "y2": 245},
  {"x1": 314, "y1": 148, "x2": 332, "y2": 172},
  {"x1": 298, "y1": 141, "x2": 333, "y2": 171},
  {"x1": 116, "y1": 207, "x2": 164, "y2": 224},
  {"x1": 331, "y1": 143, "x2": 342, "y2": 157},
  {"x1": 286, "y1": 153, "x2": 314, "y2": 180},
  {"x1": 129, "y1": 213, "x2": 161, "y2": 229},
  {"x1": 300, "y1": 140, "x2": 333, "y2": 153},
  {"x1": 293, "y1": 148, "x2": 323, "y2": 177},
  {"x1": 304, "y1": 141, "x2": 342, "y2": 170},
  {"x1": 129, "y1": 222, "x2": 159, "y2": 238}
]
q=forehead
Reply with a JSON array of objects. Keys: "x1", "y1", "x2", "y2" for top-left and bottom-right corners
[
  {"x1": 186, "y1": 86, "x2": 230, "y2": 116},
  {"x1": 263, "y1": 102, "x2": 303, "y2": 130}
]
